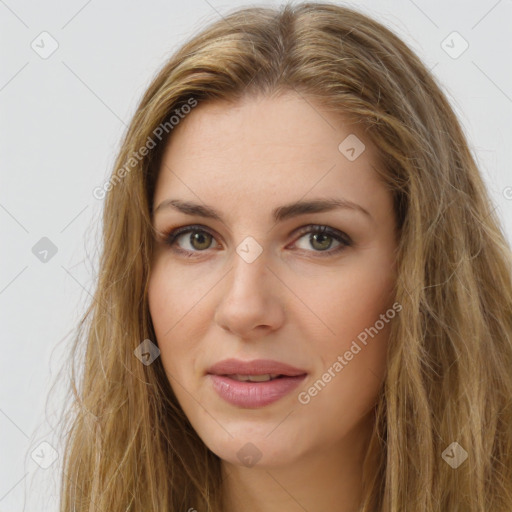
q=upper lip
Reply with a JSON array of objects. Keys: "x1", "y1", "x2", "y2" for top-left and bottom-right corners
[{"x1": 206, "y1": 358, "x2": 307, "y2": 377}]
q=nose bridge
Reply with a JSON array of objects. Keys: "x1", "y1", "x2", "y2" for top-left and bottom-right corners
[
  {"x1": 226, "y1": 237, "x2": 270, "y2": 302},
  {"x1": 214, "y1": 236, "x2": 284, "y2": 336}
]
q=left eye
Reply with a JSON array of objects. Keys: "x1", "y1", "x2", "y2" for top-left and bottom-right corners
[
  {"x1": 293, "y1": 225, "x2": 351, "y2": 254},
  {"x1": 163, "y1": 224, "x2": 352, "y2": 257}
]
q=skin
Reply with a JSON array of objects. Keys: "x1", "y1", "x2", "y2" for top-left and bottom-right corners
[{"x1": 148, "y1": 91, "x2": 398, "y2": 512}]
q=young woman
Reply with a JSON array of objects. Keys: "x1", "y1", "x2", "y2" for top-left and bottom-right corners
[{"x1": 57, "y1": 3, "x2": 512, "y2": 511}]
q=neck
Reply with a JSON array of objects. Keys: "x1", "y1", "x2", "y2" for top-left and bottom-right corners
[{"x1": 221, "y1": 410, "x2": 375, "y2": 512}]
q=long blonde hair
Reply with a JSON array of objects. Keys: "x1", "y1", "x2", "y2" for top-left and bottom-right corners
[{"x1": 56, "y1": 2, "x2": 512, "y2": 510}]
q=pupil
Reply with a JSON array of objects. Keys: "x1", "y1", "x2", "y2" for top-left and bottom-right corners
[
  {"x1": 312, "y1": 233, "x2": 331, "y2": 250},
  {"x1": 192, "y1": 232, "x2": 210, "y2": 250}
]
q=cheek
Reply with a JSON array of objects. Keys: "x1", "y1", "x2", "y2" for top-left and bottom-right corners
[
  {"x1": 148, "y1": 258, "x2": 210, "y2": 338},
  {"x1": 148, "y1": 264, "x2": 196, "y2": 376},
  {"x1": 293, "y1": 252, "x2": 395, "y2": 413},
  {"x1": 148, "y1": 259, "x2": 219, "y2": 391},
  {"x1": 297, "y1": 287, "x2": 393, "y2": 430},
  {"x1": 297, "y1": 256, "x2": 395, "y2": 349}
]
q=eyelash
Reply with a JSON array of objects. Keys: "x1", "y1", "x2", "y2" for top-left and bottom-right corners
[{"x1": 159, "y1": 224, "x2": 352, "y2": 258}]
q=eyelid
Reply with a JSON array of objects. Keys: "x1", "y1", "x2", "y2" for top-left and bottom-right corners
[{"x1": 292, "y1": 224, "x2": 352, "y2": 245}]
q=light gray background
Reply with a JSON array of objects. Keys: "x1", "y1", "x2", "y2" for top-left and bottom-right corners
[{"x1": 1, "y1": 0, "x2": 511, "y2": 510}]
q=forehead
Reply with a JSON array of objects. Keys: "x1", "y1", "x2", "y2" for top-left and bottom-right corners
[{"x1": 153, "y1": 92, "x2": 388, "y2": 222}]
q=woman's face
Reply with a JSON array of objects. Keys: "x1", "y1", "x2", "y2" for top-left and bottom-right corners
[{"x1": 148, "y1": 91, "x2": 398, "y2": 468}]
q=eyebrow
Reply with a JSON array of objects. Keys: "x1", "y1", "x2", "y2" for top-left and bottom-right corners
[{"x1": 153, "y1": 197, "x2": 372, "y2": 223}]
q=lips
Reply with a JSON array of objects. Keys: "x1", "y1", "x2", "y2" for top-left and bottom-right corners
[
  {"x1": 206, "y1": 358, "x2": 307, "y2": 377},
  {"x1": 206, "y1": 358, "x2": 308, "y2": 408}
]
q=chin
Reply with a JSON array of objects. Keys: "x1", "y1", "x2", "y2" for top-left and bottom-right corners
[{"x1": 197, "y1": 420, "x2": 311, "y2": 469}]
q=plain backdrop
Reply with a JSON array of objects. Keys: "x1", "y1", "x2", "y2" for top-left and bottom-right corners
[{"x1": 1, "y1": 0, "x2": 511, "y2": 510}]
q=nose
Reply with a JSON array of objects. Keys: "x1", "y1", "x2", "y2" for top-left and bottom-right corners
[{"x1": 214, "y1": 247, "x2": 286, "y2": 339}]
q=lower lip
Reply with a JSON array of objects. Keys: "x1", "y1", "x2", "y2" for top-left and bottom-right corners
[{"x1": 208, "y1": 374, "x2": 307, "y2": 408}]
